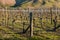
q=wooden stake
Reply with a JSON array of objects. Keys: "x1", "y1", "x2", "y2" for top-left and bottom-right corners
[
  {"x1": 50, "y1": 8, "x2": 53, "y2": 24},
  {"x1": 30, "y1": 12, "x2": 33, "y2": 37}
]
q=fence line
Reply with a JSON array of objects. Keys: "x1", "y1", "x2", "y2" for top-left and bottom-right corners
[
  {"x1": 0, "y1": 8, "x2": 60, "y2": 37},
  {"x1": 0, "y1": 8, "x2": 60, "y2": 12}
]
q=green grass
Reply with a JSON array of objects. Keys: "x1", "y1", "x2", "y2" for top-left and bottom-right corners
[{"x1": 0, "y1": 12, "x2": 60, "y2": 40}]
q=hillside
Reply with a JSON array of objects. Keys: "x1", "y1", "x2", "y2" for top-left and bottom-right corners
[
  {"x1": 21, "y1": 0, "x2": 60, "y2": 8},
  {"x1": 0, "y1": 0, "x2": 60, "y2": 8}
]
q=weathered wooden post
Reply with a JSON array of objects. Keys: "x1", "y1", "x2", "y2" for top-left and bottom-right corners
[
  {"x1": 50, "y1": 8, "x2": 53, "y2": 24},
  {"x1": 30, "y1": 12, "x2": 33, "y2": 37}
]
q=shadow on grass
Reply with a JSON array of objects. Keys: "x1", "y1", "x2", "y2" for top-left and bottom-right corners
[{"x1": 46, "y1": 25, "x2": 60, "y2": 32}]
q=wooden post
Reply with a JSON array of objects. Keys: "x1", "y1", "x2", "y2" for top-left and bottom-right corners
[
  {"x1": 30, "y1": 12, "x2": 33, "y2": 37},
  {"x1": 50, "y1": 8, "x2": 53, "y2": 24}
]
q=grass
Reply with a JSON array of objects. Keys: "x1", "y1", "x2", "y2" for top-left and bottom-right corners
[
  {"x1": 0, "y1": 19, "x2": 59, "y2": 40},
  {"x1": 0, "y1": 11, "x2": 60, "y2": 40}
]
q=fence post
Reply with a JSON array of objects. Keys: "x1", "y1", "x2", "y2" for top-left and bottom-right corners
[
  {"x1": 50, "y1": 8, "x2": 53, "y2": 24},
  {"x1": 30, "y1": 12, "x2": 33, "y2": 37}
]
